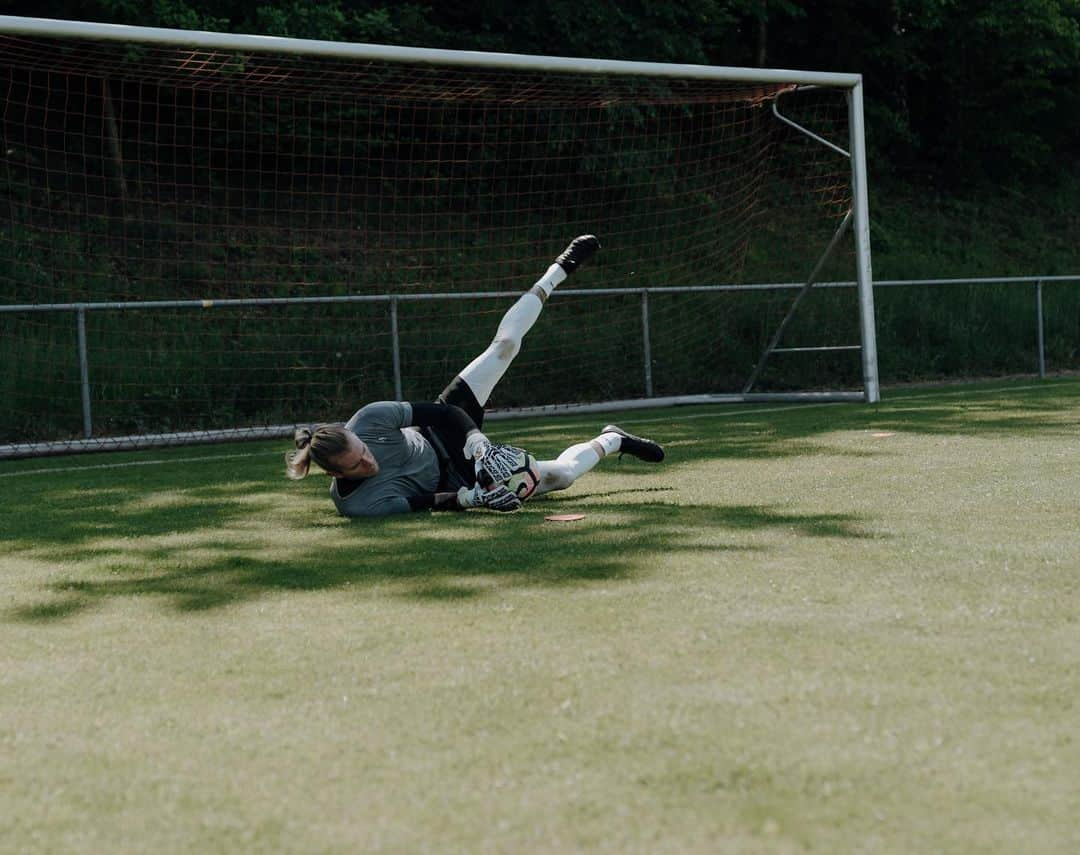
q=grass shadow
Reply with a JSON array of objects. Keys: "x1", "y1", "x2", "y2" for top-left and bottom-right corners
[
  {"x1": 6, "y1": 493, "x2": 877, "y2": 622},
  {"x1": 7, "y1": 377, "x2": 1069, "y2": 623}
]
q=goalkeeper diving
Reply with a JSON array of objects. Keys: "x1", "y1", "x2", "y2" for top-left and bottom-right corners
[{"x1": 286, "y1": 236, "x2": 665, "y2": 516}]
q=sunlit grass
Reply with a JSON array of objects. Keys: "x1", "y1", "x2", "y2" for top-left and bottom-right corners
[{"x1": 0, "y1": 377, "x2": 1078, "y2": 852}]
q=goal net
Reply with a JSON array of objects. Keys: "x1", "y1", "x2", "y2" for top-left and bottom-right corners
[{"x1": 0, "y1": 18, "x2": 878, "y2": 458}]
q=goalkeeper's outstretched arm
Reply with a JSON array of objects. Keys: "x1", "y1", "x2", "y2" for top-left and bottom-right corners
[{"x1": 406, "y1": 484, "x2": 521, "y2": 513}]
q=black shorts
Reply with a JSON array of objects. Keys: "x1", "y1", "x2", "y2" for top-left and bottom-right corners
[{"x1": 422, "y1": 375, "x2": 485, "y2": 491}]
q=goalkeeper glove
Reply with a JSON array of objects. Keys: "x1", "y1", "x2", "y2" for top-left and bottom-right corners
[
  {"x1": 462, "y1": 429, "x2": 529, "y2": 490},
  {"x1": 456, "y1": 484, "x2": 523, "y2": 513},
  {"x1": 481, "y1": 484, "x2": 523, "y2": 513},
  {"x1": 473, "y1": 442, "x2": 527, "y2": 489}
]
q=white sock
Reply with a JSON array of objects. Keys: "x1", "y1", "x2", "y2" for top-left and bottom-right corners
[
  {"x1": 455, "y1": 261, "x2": 566, "y2": 407},
  {"x1": 595, "y1": 431, "x2": 622, "y2": 457},
  {"x1": 532, "y1": 263, "x2": 567, "y2": 299},
  {"x1": 556, "y1": 441, "x2": 602, "y2": 477},
  {"x1": 458, "y1": 292, "x2": 543, "y2": 406},
  {"x1": 496, "y1": 292, "x2": 544, "y2": 339},
  {"x1": 534, "y1": 433, "x2": 619, "y2": 495}
]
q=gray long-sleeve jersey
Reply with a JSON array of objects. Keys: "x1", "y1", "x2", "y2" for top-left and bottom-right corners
[{"x1": 329, "y1": 402, "x2": 442, "y2": 518}]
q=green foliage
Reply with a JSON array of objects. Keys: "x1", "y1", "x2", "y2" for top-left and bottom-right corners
[
  {"x1": 762, "y1": 0, "x2": 1080, "y2": 185},
  {"x1": 9, "y1": 0, "x2": 1079, "y2": 183}
]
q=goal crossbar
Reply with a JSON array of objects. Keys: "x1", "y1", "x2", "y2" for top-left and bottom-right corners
[{"x1": 0, "y1": 15, "x2": 861, "y2": 88}]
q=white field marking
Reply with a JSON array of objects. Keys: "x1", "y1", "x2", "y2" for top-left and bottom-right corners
[
  {"x1": 0, "y1": 451, "x2": 279, "y2": 479},
  {"x1": 2, "y1": 379, "x2": 1074, "y2": 478}
]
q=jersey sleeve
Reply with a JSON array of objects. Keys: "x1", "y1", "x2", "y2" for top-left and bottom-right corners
[
  {"x1": 339, "y1": 495, "x2": 413, "y2": 518},
  {"x1": 345, "y1": 401, "x2": 413, "y2": 432},
  {"x1": 408, "y1": 492, "x2": 465, "y2": 512}
]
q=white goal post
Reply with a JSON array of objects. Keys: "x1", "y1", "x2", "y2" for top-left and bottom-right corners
[{"x1": 0, "y1": 15, "x2": 879, "y2": 459}]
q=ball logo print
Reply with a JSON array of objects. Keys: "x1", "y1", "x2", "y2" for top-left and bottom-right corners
[
  {"x1": 502, "y1": 449, "x2": 542, "y2": 501},
  {"x1": 475, "y1": 443, "x2": 540, "y2": 498}
]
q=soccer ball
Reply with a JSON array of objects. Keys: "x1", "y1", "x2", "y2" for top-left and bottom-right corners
[{"x1": 503, "y1": 449, "x2": 542, "y2": 501}]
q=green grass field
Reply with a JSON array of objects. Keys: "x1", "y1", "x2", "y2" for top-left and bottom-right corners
[{"x1": 2, "y1": 377, "x2": 1078, "y2": 853}]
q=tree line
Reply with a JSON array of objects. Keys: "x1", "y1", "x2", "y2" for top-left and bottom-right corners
[{"x1": 5, "y1": 0, "x2": 1078, "y2": 189}]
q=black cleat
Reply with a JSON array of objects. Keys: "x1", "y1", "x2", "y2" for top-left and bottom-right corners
[
  {"x1": 602, "y1": 424, "x2": 665, "y2": 463},
  {"x1": 554, "y1": 235, "x2": 601, "y2": 274}
]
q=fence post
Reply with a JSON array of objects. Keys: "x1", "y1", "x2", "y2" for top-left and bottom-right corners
[
  {"x1": 641, "y1": 290, "x2": 653, "y2": 397},
  {"x1": 1035, "y1": 280, "x2": 1046, "y2": 379},
  {"x1": 76, "y1": 306, "x2": 92, "y2": 438},
  {"x1": 390, "y1": 297, "x2": 403, "y2": 401}
]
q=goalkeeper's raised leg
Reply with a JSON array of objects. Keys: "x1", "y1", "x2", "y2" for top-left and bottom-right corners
[
  {"x1": 419, "y1": 236, "x2": 601, "y2": 500},
  {"x1": 453, "y1": 235, "x2": 600, "y2": 409}
]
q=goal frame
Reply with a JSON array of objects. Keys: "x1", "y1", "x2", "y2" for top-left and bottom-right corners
[{"x1": 0, "y1": 15, "x2": 879, "y2": 459}]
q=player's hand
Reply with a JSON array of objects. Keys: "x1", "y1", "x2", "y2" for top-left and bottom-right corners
[
  {"x1": 479, "y1": 484, "x2": 523, "y2": 513},
  {"x1": 474, "y1": 442, "x2": 525, "y2": 488},
  {"x1": 456, "y1": 484, "x2": 523, "y2": 512}
]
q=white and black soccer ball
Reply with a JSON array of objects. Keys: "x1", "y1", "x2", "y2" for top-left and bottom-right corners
[{"x1": 502, "y1": 448, "x2": 541, "y2": 501}]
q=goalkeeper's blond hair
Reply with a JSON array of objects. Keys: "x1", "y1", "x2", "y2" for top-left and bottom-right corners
[{"x1": 285, "y1": 424, "x2": 352, "y2": 480}]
